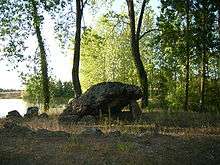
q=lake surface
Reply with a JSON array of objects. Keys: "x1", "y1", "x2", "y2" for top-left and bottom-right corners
[{"x1": 0, "y1": 99, "x2": 28, "y2": 117}]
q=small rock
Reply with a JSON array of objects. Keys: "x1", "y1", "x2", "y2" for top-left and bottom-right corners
[
  {"x1": 7, "y1": 110, "x2": 22, "y2": 117},
  {"x1": 6, "y1": 110, "x2": 22, "y2": 120},
  {"x1": 24, "y1": 106, "x2": 39, "y2": 119},
  {"x1": 80, "y1": 127, "x2": 103, "y2": 136},
  {"x1": 26, "y1": 106, "x2": 39, "y2": 115}
]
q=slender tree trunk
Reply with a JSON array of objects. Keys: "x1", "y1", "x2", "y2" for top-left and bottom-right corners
[
  {"x1": 218, "y1": 9, "x2": 220, "y2": 79},
  {"x1": 126, "y1": 0, "x2": 149, "y2": 108},
  {"x1": 72, "y1": 0, "x2": 83, "y2": 98},
  {"x1": 200, "y1": 46, "x2": 206, "y2": 112},
  {"x1": 200, "y1": 11, "x2": 207, "y2": 112},
  {"x1": 31, "y1": 0, "x2": 50, "y2": 111},
  {"x1": 184, "y1": 0, "x2": 190, "y2": 112}
]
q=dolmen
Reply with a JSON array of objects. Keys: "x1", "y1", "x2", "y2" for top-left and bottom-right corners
[{"x1": 59, "y1": 82, "x2": 143, "y2": 123}]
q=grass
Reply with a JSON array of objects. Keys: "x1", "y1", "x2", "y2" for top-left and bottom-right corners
[
  {"x1": 0, "y1": 111, "x2": 219, "y2": 165},
  {"x1": 63, "y1": 135, "x2": 89, "y2": 152},
  {"x1": 139, "y1": 110, "x2": 220, "y2": 127},
  {"x1": 115, "y1": 141, "x2": 138, "y2": 152},
  {"x1": 15, "y1": 110, "x2": 219, "y2": 137}
]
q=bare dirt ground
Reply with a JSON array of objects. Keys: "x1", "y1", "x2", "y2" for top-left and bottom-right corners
[{"x1": 0, "y1": 112, "x2": 220, "y2": 165}]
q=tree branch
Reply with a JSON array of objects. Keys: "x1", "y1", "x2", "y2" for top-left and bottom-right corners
[
  {"x1": 136, "y1": 0, "x2": 147, "y2": 40},
  {"x1": 139, "y1": 28, "x2": 160, "y2": 40},
  {"x1": 78, "y1": 0, "x2": 88, "y2": 21},
  {"x1": 82, "y1": 0, "x2": 88, "y2": 11},
  {"x1": 126, "y1": 0, "x2": 136, "y2": 41}
]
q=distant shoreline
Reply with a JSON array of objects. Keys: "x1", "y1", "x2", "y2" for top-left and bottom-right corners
[{"x1": 0, "y1": 91, "x2": 22, "y2": 99}]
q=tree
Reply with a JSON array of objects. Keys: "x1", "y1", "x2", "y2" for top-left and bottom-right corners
[
  {"x1": 126, "y1": 0, "x2": 149, "y2": 107},
  {"x1": 72, "y1": 0, "x2": 84, "y2": 98},
  {"x1": 159, "y1": 0, "x2": 193, "y2": 112},
  {"x1": 159, "y1": 0, "x2": 219, "y2": 112},
  {"x1": 30, "y1": 0, "x2": 50, "y2": 111},
  {"x1": 192, "y1": 0, "x2": 218, "y2": 112},
  {"x1": 218, "y1": 6, "x2": 220, "y2": 81},
  {"x1": 80, "y1": 14, "x2": 137, "y2": 90},
  {"x1": 71, "y1": 0, "x2": 104, "y2": 98},
  {"x1": 23, "y1": 74, "x2": 74, "y2": 106},
  {"x1": 54, "y1": 0, "x2": 108, "y2": 98},
  {"x1": 0, "y1": 0, "x2": 51, "y2": 111},
  {"x1": 184, "y1": 0, "x2": 191, "y2": 112}
]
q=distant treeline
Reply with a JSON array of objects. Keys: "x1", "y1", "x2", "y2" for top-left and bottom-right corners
[
  {"x1": 22, "y1": 75, "x2": 74, "y2": 107},
  {"x1": 0, "y1": 88, "x2": 22, "y2": 92},
  {"x1": 0, "y1": 90, "x2": 22, "y2": 99}
]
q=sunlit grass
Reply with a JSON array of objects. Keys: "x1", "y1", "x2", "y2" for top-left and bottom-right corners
[
  {"x1": 12, "y1": 111, "x2": 218, "y2": 139},
  {"x1": 1, "y1": 110, "x2": 219, "y2": 139},
  {"x1": 0, "y1": 111, "x2": 219, "y2": 165}
]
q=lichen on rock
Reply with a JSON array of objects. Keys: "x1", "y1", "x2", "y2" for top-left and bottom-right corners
[{"x1": 59, "y1": 82, "x2": 143, "y2": 123}]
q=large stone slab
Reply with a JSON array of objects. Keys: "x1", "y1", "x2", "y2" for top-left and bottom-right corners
[{"x1": 59, "y1": 82, "x2": 143, "y2": 123}]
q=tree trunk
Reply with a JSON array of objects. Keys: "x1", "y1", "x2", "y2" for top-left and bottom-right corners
[
  {"x1": 218, "y1": 9, "x2": 220, "y2": 79},
  {"x1": 72, "y1": 0, "x2": 83, "y2": 98},
  {"x1": 200, "y1": 47, "x2": 206, "y2": 112},
  {"x1": 200, "y1": 10, "x2": 207, "y2": 112},
  {"x1": 126, "y1": 0, "x2": 149, "y2": 108},
  {"x1": 184, "y1": 0, "x2": 190, "y2": 112},
  {"x1": 31, "y1": 0, "x2": 50, "y2": 111}
]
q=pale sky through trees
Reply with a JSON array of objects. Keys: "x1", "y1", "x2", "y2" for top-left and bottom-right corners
[{"x1": 0, "y1": 0, "x2": 160, "y2": 89}]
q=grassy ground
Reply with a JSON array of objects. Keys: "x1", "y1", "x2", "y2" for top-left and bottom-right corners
[{"x1": 0, "y1": 111, "x2": 219, "y2": 165}]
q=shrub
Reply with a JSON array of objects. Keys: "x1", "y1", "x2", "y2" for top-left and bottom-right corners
[{"x1": 23, "y1": 75, "x2": 74, "y2": 106}]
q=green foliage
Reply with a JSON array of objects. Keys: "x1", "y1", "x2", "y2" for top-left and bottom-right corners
[
  {"x1": 23, "y1": 75, "x2": 74, "y2": 106},
  {"x1": 52, "y1": 0, "x2": 114, "y2": 49},
  {"x1": 22, "y1": 75, "x2": 43, "y2": 104},
  {"x1": 0, "y1": 0, "x2": 54, "y2": 110},
  {"x1": 0, "y1": 0, "x2": 32, "y2": 65},
  {"x1": 157, "y1": 0, "x2": 219, "y2": 112},
  {"x1": 79, "y1": 9, "x2": 156, "y2": 91},
  {"x1": 0, "y1": 0, "x2": 219, "y2": 112},
  {"x1": 50, "y1": 80, "x2": 74, "y2": 99}
]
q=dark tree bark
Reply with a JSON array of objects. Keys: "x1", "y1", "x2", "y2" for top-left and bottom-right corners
[
  {"x1": 200, "y1": 4, "x2": 208, "y2": 112},
  {"x1": 218, "y1": 9, "x2": 220, "y2": 80},
  {"x1": 200, "y1": 44, "x2": 206, "y2": 112},
  {"x1": 72, "y1": 0, "x2": 83, "y2": 98},
  {"x1": 126, "y1": 0, "x2": 149, "y2": 108},
  {"x1": 30, "y1": 0, "x2": 50, "y2": 111},
  {"x1": 184, "y1": 0, "x2": 190, "y2": 112}
]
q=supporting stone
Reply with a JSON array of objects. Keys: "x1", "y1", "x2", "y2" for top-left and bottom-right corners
[{"x1": 129, "y1": 100, "x2": 142, "y2": 119}]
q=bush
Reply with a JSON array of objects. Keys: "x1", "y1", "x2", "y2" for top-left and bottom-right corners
[{"x1": 23, "y1": 75, "x2": 74, "y2": 106}]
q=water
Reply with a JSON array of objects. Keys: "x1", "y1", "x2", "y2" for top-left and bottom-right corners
[{"x1": 0, "y1": 99, "x2": 28, "y2": 118}]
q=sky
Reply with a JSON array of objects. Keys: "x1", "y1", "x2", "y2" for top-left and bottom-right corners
[{"x1": 0, "y1": 0, "x2": 160, "y2": 90}]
